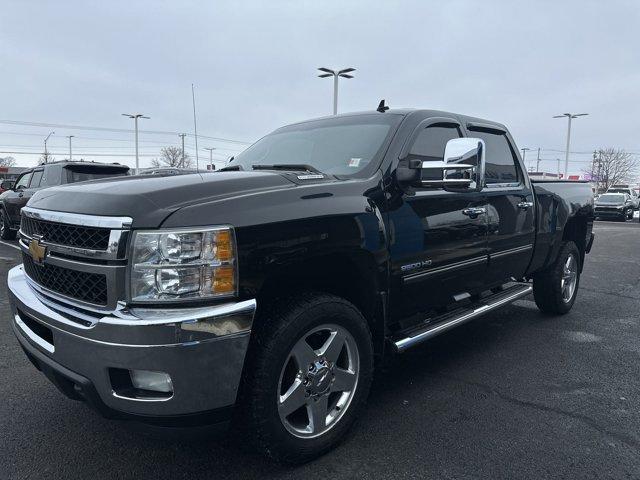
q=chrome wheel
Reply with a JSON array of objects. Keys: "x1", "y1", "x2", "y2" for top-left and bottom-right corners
[
  {"x1": 277, "y1": 324, "x2": 359, "y2": 439},
  {"x1": 561, "y1": 253, "x2": 578, "y2": 303}
]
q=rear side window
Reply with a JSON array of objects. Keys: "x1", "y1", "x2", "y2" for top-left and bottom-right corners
[
  {"x1": 30, "y1": 170, "x2": 44, "y2": 187},
  {"x1": 469, "y1": 130, "x2": 520, "y2": 185},
  {"x1": 40, "y1": 165, "x2": 61, "y2": 187}
]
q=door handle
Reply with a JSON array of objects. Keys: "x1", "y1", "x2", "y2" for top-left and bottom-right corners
[
  {"x1": 462, "y1": 207, "x2": 487, "y2": 218},
  {"x1": 517, "y1": 201, "x2": 534, "y2": 210}
]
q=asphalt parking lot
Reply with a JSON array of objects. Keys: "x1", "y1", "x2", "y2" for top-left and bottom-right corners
[{"x1": 1, "y1": 220, "x2": 639, "y2": 479}]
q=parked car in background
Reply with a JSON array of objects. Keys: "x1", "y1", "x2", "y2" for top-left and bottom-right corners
[
  {"x1": 594, "y1": 193, "x2": 634, "y2": 221},
  {"x1": 0, "y1": 180, "x2": 14, "y2": 194},
  {"x1": 0, "y1": 161, "x2": 130, "y2": 239},
  {"x1": 607, "y1": 185, "x2": 639, "y2": 209}
]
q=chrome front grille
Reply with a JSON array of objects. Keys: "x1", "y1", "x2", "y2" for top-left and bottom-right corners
[
  {"x1": 19, "y1": 207, "x2": 132, "y2": 311},
  {"x1": 22, "y1": 251, "x2": 108, "y2": 305},
  {"x1": 21, "y1": 215, "x2": 111, "y2": 250}
]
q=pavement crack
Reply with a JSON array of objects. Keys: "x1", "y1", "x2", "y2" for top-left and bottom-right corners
[{"x1": 436, "y1": 373, "x2": 640, "y2": 452}]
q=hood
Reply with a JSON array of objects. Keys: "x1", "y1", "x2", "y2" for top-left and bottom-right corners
[{"x1": 27, "y1": 171, "x2": 297, "y2": 228}]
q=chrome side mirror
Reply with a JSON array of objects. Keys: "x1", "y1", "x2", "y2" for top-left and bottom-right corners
[{"x1": 403, "y1": 138, "x2": 485, "y2": 191}]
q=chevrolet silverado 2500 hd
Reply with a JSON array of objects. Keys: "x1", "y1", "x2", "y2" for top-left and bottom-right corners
[{"x1": 8, "y1": 108, "x2": 594, "y2": 463}]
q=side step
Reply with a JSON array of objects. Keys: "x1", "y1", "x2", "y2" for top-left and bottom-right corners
[{"x1": 393, "y1": 283, "x2": 533, "y2": 353}]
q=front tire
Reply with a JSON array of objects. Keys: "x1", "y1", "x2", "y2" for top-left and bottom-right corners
[
  {"x1": 240, "y1": 292, "x2": 373, "y2": 464},
  {"x1": 533, "y1": 241, "x2": 581, "y2": 314}
]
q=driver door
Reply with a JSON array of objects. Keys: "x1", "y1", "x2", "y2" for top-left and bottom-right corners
[{"x1": 388, "y1": 120, "x2": 488, "y2": 319}]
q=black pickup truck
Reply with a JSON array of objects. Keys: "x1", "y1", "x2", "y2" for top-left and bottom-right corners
[{"x1": 7, "y1": 108, "x2": 594, "y2": 463}]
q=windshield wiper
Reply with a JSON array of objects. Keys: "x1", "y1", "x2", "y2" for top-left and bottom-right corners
[
  {"x1": 218, "y1": 164, "x2": 244, "y2": 172},
  {"x1": 251, "y1": 164, "x2": 323, "y2": 175}
]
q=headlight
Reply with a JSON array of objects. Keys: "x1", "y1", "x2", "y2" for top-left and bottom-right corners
[{"x1": 130, "y1": 226, "x2": 237, "y2": 302}]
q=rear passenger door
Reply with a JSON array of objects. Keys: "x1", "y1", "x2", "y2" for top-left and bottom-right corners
[{"x1": 467, "y1": 126, "x2": 535, "y2": 285}]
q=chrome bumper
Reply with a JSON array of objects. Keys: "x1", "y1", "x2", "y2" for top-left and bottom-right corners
[{"x1": 8, "y1": 265, "x2": 256, "y2": 419}]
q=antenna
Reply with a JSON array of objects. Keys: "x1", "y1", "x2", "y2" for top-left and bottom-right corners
[
  {"x1": 191, "y1": 83, "x2": 199, "y2": 173},
  {"x1": 377, "y1": 99, "x2": 389, "y2": 113}
]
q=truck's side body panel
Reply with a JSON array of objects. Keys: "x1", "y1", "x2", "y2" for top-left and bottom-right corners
[{"x1": 527, "y1": 181, "x2": 594, "y2": 275}]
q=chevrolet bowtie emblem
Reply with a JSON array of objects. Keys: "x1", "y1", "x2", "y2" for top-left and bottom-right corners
[{"x1": 28, "y1": 238, "x2": 47, "y2": 265}]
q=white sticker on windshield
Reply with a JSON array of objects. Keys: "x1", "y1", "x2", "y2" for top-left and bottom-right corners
[{"x1": 348, "y1": 158, "x2": 361, "y2": 167}]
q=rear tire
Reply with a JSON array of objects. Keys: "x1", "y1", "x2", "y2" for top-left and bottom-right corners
[
  {"x1": 239, "y1": 292, "x2": 373, "y2": 464},
  {"x1": 0, "y1": 209, "x2": 16, "y2": 240},
  {"x1": 533, "y1": 241, "x2": 581, "y2": 315}
]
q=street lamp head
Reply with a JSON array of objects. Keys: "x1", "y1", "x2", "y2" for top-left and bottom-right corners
[
  {"x1": 338, "y1": 67, "x2": 355, "y2": 74},
  {"x1": 572, "y1": 113, "x2": 588, "y2": 118},
  {"x1": 318, "y1": 73, "x2": 333, "y2": 78},
  {"x1": 317, "y1": 67, "x2": 335, "y2": 74},
  {"x1": 338, "y1": 73, "x2": 354, "y2": 79}
]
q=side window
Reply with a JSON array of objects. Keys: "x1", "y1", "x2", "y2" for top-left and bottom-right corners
[
  {"x1": 14, "y1": 172, "x2": 32, "y2": 190},
  {"x1": 39, "y1": 166, "x2": 59, "y2": 187},
  {"x1": 30, "y1": 170, "x2": 44, "y2": 187},
  {"x1": 469, "y1": 130, "x2": 520, "y2": 185},
  {"x1": 409, "y1": 125, "x2": 462, "y2": 182},
  {"x1": 409, "y1": 125, "x2": 462, "y2": 162}
]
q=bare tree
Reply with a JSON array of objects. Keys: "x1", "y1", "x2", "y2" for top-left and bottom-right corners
[
  {"x1": 0, "y1": 156, "x2": 16, "y2": 167},
  {"x1": 38, "y1": 152, "x2": 54, "y2": 165},
  {"x1": 589, "y1": 148, "x2": 639, "y2": 192},
  {"x1": 151, "y1": 146, "x2": 192, "y2": 168}
]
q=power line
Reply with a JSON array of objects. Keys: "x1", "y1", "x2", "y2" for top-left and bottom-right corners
[
  {"x1": 0, "y1": 119, "x2": 252, "y2": 145},
  {"x1": 0, "y1": 130, "x2": 245, "y2": 151}
]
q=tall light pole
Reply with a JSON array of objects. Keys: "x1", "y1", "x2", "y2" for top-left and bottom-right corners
[
  {"x1": 317, "y1": 67, "x2": 355, "y2": 115},
  {"x1": 44, "y1": 131, "x2": 55, "y2": 163},
  {"x1": 66, "y1": 135, "x2": 74, "y2": 160},
  {"x1": 553, "y1": 112, "x2": 588, "y2": 178},
  {"x1": 122, "y1": 113, "x2": 149, "y2": 174},
  {"x1": 178, "y1": 133, "x2": 187, "y2": 167},
  {"x1": 204, "y1": 147, "x2": 216, "y2": 170}
]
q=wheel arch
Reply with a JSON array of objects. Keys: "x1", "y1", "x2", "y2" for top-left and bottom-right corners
[
  {"x1": 254, "y1": 250, "x2": 388, "y2": 359},
  {"x1": 562, "y1": 216, "x2": 588, "y2": 270}
]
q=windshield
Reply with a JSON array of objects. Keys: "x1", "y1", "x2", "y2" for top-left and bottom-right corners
[
  {"x1": 229, "y1": 114, "x2": 403, "y2": 177},
  {"x1": 598, "y1": 194, "x2": 625, "y2": 204}
]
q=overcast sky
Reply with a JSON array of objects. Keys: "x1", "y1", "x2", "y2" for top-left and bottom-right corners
[{"x1": 1, "y1": 0, "x2": 638, "y2": 175}]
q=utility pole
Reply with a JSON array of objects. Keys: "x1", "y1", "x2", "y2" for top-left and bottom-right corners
[
  {"x1": 122, "y1": 113, "x2": 149, "y2": 174},
  {"x1": 66, "y1": 135, "x2": 75, "y2": 161},
  {"x1": 179, "y1": 133, "x2": 187, "y2": 168},
  {"x1": 553, "y1": 112, "x2": 588, "y2": 178},
  {"x1": 521, "y1": 147, "x2": 530, "y2": 169},
  {"x1": 191, "y1": 84, "x2": 199, "y2": 172},
  {"x1": 44, "y1": 131, "x2": 55, "y2": 163},
  {"x1": 317, "y1": 67, "x2": 355, "y2": 115},
  {"x1": 536, "y1": 147, "x2": 541, "y2": 172},
  {"x1": 204, "y1": 147, "x2": 216, "y2": 170}
]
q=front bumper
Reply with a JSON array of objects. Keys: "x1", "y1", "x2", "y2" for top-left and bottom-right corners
[
  {"x1": 8, "y1": 265, "x2": 256, "y2": 426},
  {"x1": 594, "y1": 208, "x2": 626, "y2": 218}
]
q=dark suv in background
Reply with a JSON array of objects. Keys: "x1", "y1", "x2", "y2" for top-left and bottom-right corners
[{"x1": 0, "y1": 161, "x2": 129, "y2": 239}]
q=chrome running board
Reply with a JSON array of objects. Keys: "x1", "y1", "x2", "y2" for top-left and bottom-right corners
[{"x1": 393, "y1": 283, "x2": 532, "y2": 353}]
